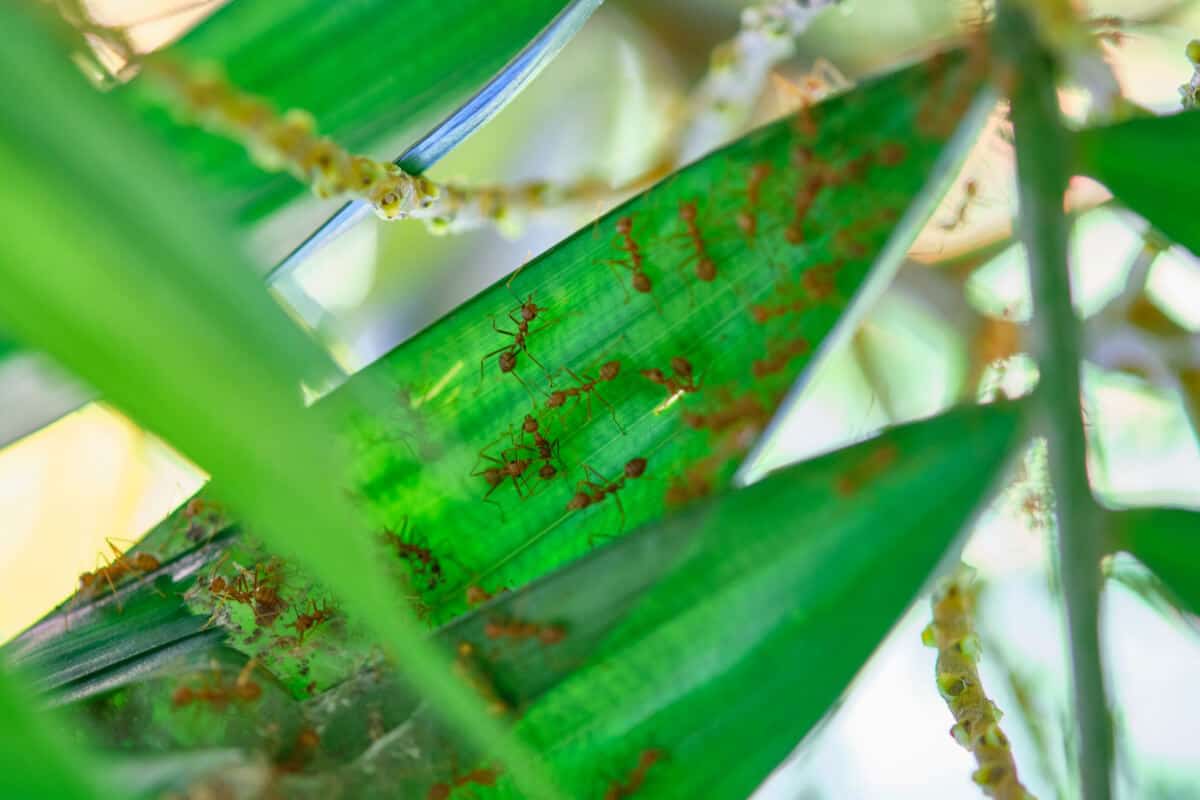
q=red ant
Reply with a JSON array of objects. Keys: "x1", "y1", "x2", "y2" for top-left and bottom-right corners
[
  {"x1": 603, "y1": 216, "x2": 659, "y2": 307},
  {"x1": 640, "y1": 356, "x2": 699, "y2": 398},
  {"x1": 546, "y1": 360, "x2": 623, "y2": 432},
  {"x1": 483, "y1": 616, "x2": 567, "y2": 645},
  {"x1": 566, "y1": 458, "x2": 648, "y2": 531},
  {"x1": 427, "y1": 765, "x2": 504, "y2": 800},
  {"x1": 76, "y1": 539, "x2": 161, "y2": 610},
  {"x1": 472, "y1": 435, "x2": 535, "y2": 505},
  {"x1": 480, "y1": 309, "x2": 554, "y2": 396},
  {"x1": 671, "y1": 201, "x2": 717, "y2": 296},
  {"x1": 465, "y1": 583, "x2": 509, "y2": 606},
  {"x1": 172, "y1": 658, "x2": 262, "y2": 710},
  {"x1": 835, "y1": 443, "x2": 899, "y2": 496},
  {"x1": 604, "y1": 748, "x2": 665, "y2": 800},
  {"x1": 382, "y1": 519, "x2": 447, "y2": 590},
  {"x1": 510, "y1": 413, "x2": 564, "y2": 485},
  {"x1": 733, "y1": 162, "x2": 773, "y2": 240},
  {"x1": 293, "y1": 599, "x2": 335, "y2": 642},
  {"x1": 752, "y1": 337, "x2": 811, "y2": 379},
  {"x1": 784, "y1": 172, "x2": 827, "y2": 246}
]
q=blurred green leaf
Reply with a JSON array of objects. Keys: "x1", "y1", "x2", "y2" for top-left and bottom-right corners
[
  {"x1": 0, "y1": 664, "x2": 103, "y2": 799},
  {"x1": 0, "y1": 7, "x2": 558, "y2": 796},
  {"x1": 125, "y1": 0, "x2": 578, "y2": 223},
  {"x1": 1076, "y1": 112, "x2": 1200, "y2": 257},
  {"x1": 1112, "y1": 507, "x2": 1200, "y2": 616}
]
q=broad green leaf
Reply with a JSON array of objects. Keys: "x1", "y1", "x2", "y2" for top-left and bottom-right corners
[
  {"x1": 0, "y1": 664, "x2": 103, "y2": 799},
  {"x1": 123, "y1": 0, "x2": 580, "y2": 223},
  {"x1": 108, "y1": 401, "x2": 1020, "y2": 798},
  {"x1": 1076, "y1": 112, "x2": 1200, "y2": 257},
  {"x1": 324, "y1": 48, "x2": 988, "y2": 625},
  {"x1": 0, "y1": 8, "x2": 556, "y2": 796},
  {"x1": 1111, "y1": 507, "x2": 1200, "y2": 616}
]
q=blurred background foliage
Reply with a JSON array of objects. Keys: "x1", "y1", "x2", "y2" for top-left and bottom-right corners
[{"x1": 2, "y1": 0, "x2": 1200, "y2": 797}]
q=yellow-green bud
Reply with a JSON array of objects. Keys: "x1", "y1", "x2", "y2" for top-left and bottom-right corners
[
  {"x1": 921, "y1": 623, "x2": 938, "y2": 648},
  {"x1": 1187, "y1": 39, "x2": 1200, "y2": 66}
]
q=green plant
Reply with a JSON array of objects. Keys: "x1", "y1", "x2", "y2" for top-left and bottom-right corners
[{"x1": 3, "y1": 1, "x2": 1200, "y2": 798}]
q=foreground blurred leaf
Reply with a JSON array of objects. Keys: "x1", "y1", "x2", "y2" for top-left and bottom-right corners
[
  {"x1": 0, "y1": 665, "x2": 102, "y2": 799},
  {"x1": 1111, "y1": 507, "x2": 1200, "y2": 616},
  {"x1": 1076, "y1": 112, "x2": 1200, "y2": 257},
  {"x1": 126, "y1": 0, "x2": 582, "y2": 223},
  {"x1": 0, "y1": 8, "x2": 556, "y2": 795}
]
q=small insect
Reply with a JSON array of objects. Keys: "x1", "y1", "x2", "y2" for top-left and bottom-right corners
[
  {"x1": 472, "y1": 435, "x2": 535, "y2": 505},
  {"x1": 480, "y1": 309, "x2": 555, "y2": 396},
  {"x1": 483, "y1": 615, "x2": 567, "y2": 645},
  {"x1": 545, "y1": 361, "x2": 623, "y2": 432},
  {"x1": 671, "y1": 201, "x2": 718, "y2": 295},
  {"x1": 293, "y1": 599, "x2": 335, "y2": 643},
  {"x1": 277, "y1": 727, "x2": 322, "y2": 774},
  {"x1": 509, "y1": 413, "x2": 564, "y2": 486},
  {"x1": 465, "y1": 583, "x2": 509, "y2": 606},
  {"x1": 172, "y1": 658, "x2": 262, "y2": 711},
  {"x1": 640, "y1": 356, "x2": 699, "y2": 398},
  {"x1": 602, "y1": 216, "x2": 658, "y2": 306},
  {"x1": 752, "y1": 337, "x2": 811, "y2": 379},
  {"x1": 784, "y1": 173, "x2": 827, "y2": 246},
  {"x1": 938, "y1": 178, "x2": 979, "y2": 231},
  {"x1": 382, "y1": 519, "x2": 448, "y2": 590},
  {"x1": 453, "y1": 641, "x2": 511, "y2": 717},
  {"x1": 681, "y1": 392, "x2": 770, "y2": 434},
  {"x1": 565, "y1": 458, "x2": 648, "y2": 530},
  {"x1": 76, "y1": 539, "x2": 161, "y2": 608},
  {"x1": 734, "y1": 162, "x2": 773, "y2": 240},
  {"x1": 835, "y1": 443, "x2": 899, "y2": 496},
  {"x1": 604, "y1": 748, "x2": 666, "y2": 800},
  {"x1": 428, "y1": 765, "x2": 504, "y2": 800}
]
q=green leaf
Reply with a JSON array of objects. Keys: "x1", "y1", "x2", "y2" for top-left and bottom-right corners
[
  {"x1": 125, "y1": 401, "x2": 1022, "y2": 798},
  {"x1": 0, "y1": 664, "x2": 103, "y2": 799},
  {"x1": 322, "y1": 47, "x2": 988, "y2": 625},
  {"x1": 123, "y1": 0, "x2": 580, "y2": 223},
  {"x1": 1112, "y1": 507, "x2": 1200, "y2": 616},
  {"x1": 0, "y1": 8, "x2": 557, "y2": 796},
  {"x1": 1076, "y1": 111, "x2": 1200, "y2": 257}
]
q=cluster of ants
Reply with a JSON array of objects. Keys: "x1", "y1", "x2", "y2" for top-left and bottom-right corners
[{"x1": 208, "y1": 558, "x2": 288, "y2": 628}]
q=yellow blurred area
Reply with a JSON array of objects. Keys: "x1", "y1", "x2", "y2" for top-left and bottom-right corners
[{"x1": 0, "y1": 404, "x2": 203, "y2": 641}]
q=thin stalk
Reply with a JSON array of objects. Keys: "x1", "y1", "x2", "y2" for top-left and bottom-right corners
[{"x1": 995, "y1": 3, "x2": 1113, "y2": 798}]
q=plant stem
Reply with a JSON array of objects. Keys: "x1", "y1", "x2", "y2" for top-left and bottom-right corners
[{"x1": 995, "y1": 4, "x2": 1113, "y2": 799}]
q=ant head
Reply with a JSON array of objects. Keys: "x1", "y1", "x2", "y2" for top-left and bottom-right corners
[
  {"x1": 697, "y1": 258, "x2": 717, "y2": 282},
  {"x1": 640, "y1": 367, "x2": 666, "y2": 383},
  {"x1": 567, "y1": 492, "x2": 591, "y2": 510},
  {"x1": 616, "y1": 216, "x2": 633, "y2": 235},
  {"x1": 547, "y1": 391, "x2": 566, "y2": 408},
  {"x1": 670, "y1": 357, "x2": 692, "y2": 379},
  {"x1": 539, "y1": 464, "x2": 557, "y2": 480},
  {"x1": 499, "y1": 351, "x2": 518, "y2": 372},
  {"x1": 679, "y1": 202, "x2": 698, "y2": 222},
  {"x1": 600, "y1": 361, "x2": 621, "y2": 380},
  {"x1": 625, "y1": 457, "x2": 648, "y2": 479},
  {"x1": 522, "y1": 414, "x2": 539, "y2": 433},
  {"x1": 736, "y1": 211, "x2": 756, "y2": 236},
  {"x1": 210, "y1": 576, "x2": 226, "y2": 593},
  {"x1": 633, "y1": 273, "x2": 652, "y2": 293},
  {"x1": 784, "y1": 225, "x2": 804, "y2": 245}
]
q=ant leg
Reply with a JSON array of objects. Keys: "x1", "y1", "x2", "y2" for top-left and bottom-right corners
[
  {"x1": 594, "y1": 388, "x2": 625, "y2": 434},
  {"x1": 601, "y1": 259, "x2": 633, "y2": 303}
]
